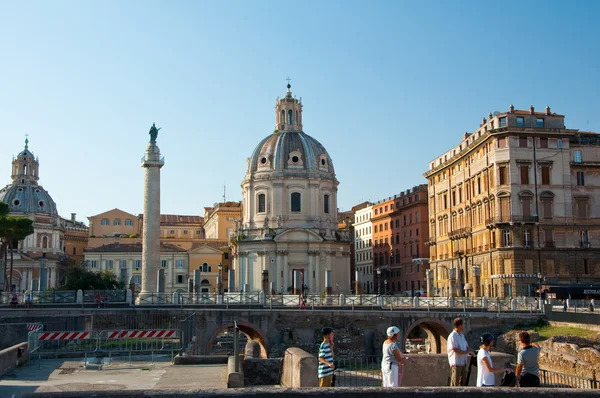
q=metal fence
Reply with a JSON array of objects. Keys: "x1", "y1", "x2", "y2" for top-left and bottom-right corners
[
  {"x1": 539, "y1": 368, "x2": 598, "y2": 389},
  {"x1": 29, "y1": 329, "x2": 182, "y2": 360},
  {"x1": 333, "y1": 356, "x2": 382, "y2": 387},
  {"x1": 83, "y1": 290, "x2": 127, "y2": 303}
]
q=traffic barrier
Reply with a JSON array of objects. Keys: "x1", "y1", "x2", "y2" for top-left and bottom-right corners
[
  {"x1": 107, "y1": 330, "x2": 176, "y2": 339},
  {"x1": 27, "y1": 324, "x2": 43, "y2": 331},
  {"x1": 38, "y1": 331, "x2": 91, "y2": 340}
]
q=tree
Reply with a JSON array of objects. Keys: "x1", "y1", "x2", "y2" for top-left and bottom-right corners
[
  {"x1": 58, "y1": 263, "x2": 124, "y2": 291},
  {"x1": 0, "y1": 202, "x2": 34, "y2": 292}
]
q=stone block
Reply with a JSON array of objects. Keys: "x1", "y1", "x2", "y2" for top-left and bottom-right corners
[
  {"x1": 281, "y1": 347, "x2": 318, "y2": 387},
  {"x1": 243, "y1": 357, "x2": 282, "y2": 386}
]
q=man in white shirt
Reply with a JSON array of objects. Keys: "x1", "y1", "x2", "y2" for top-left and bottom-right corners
[{"x1": 447, "y1": 317, "x2": 474, "y2": 386}]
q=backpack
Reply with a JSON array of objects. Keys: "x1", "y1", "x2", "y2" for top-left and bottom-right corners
[{"x1": 501, "y1": 371, "x2": 517, "y2": 387}]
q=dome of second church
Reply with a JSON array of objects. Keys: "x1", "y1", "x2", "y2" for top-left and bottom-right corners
[
  {"x1": 0, "y1": 139, "x2": 58, "y2": 217},
  {"x1": 246, "y1": 84, "x2": 336, "y2": 180}
]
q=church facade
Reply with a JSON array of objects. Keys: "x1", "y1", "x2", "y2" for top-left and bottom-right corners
[{"x1": 230, "y1": 84, "x2": 352, "y2": 294}]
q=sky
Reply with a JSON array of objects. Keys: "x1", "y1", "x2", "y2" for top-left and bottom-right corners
[{"x1": 1, "y1": 0, "x2": 599, "y2": 224}]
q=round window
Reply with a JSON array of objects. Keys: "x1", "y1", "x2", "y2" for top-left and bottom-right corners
[
  {"x1": 17, "y1": 188, "x2": 23, "y2": 192},
  {"x1": 321, "y1": 158, "x2": 326, "y2": 166},
  {"x1": 292, "y1": 156, "x2": 299, "y2": 163},
  {"x1": 13, "y1": 199, "x2": 20, "y2": 206},
  {"x1": 35, "y1": 189, "x2": 40, "y2": 193},
  {"x1": 260, "y1": 157, "x2": 267, "y2": 164},
  {"x1": 39, "y1": 201, "x2": 45, "y2": 207}
]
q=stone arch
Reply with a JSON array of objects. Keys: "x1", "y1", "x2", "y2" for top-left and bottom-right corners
[
  {"x1": 205, "y1": 321, "x2": 269, "y2": 358},
  {"x1": 402, "y1": 317, "x2": 452, "y2": 354}
]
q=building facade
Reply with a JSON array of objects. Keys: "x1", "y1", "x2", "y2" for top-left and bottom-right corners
[
  {"x1": 371, "y1": 185, "x2": 430, "y2": 296},
  {"x1": 353, "y1": 203, "x2": 373, "y2": 293},
  {"x1": 424, "y1": 105, "x2": 600, "y2": 298},
  {"x1": 230, "y1": 84, "x2": 352, "y2": 294}
]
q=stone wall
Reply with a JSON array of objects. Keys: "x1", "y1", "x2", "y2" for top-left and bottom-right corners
[
  {"x1": 0, "y1": 341, "x2": 28, "y2": 376},
  {"x1": 22, "y1": 387, "x2": 600, "y2": 398}
]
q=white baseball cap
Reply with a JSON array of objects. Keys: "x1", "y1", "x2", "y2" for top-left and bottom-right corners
[{"x1": 387, "y1": 326, "x2": 400, "y2": 337}]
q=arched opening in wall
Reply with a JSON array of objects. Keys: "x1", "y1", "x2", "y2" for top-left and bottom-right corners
[
  {"x1": 402, "y1": 318, "x2": 451, "y2": 355},
  {"x1": 42, "y1": 236, "x2": 48, "y2": 249},
  {"x1": 288, "y1": 109, "x2": 293, "y2": 124},
  {"x1": 206, "y1": 321, "x2": 268, "y2": 358},
  {"x1": 200, "y1": 278, "x2": 211, "y2": 293}
]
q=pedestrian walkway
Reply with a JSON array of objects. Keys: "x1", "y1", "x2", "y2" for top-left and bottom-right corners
[{"x1": 0, "y1": 357, "x2": 226, "y2": 397}]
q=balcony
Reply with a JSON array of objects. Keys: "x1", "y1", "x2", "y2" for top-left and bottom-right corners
[
  {"x1": 448, "y1": 227, "x2": 472, "y2": 240},
  {"x1": 486, "y1": 215, "x2": 538, "y2": 227},
  {"x1": 425, "y1": 238, "x2": 436, "y2": 246}
]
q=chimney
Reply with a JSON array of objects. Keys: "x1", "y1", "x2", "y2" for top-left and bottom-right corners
[
  {"x1": 71, "y1": 213, "x2": 76, "y2": 222},
  {"x1": 509, "y1": 104, "x2": 514, "y2": 113},
  {"x1": 546, "y1": 105, "x2": 551, "y2": 115},
  {"x1": 529, "y1": 105, "x2": 535, "y2": 114}
]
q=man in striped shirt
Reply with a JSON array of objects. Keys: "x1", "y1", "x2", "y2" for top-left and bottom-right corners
[{"x1": 318, "y1": 327, "x2": 335, "y2": 387}]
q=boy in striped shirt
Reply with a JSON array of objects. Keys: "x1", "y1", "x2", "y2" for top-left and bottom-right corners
[{"x1": 318, "y1": 327, "x2": 335, "y2": 387}]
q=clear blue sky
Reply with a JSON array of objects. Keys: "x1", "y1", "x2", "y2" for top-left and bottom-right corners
[{"x1": 1, "y1": 1, "x2": 598, "y2": 223}]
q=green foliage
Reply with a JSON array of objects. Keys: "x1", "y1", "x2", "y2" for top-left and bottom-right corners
[
  {"x1": 128, "y1": 234, "x2": 139, "y2": 238},
  {"x1": 534, "y1": 325, "x2": 595, "y2": 341},
  {"x1": 0, "y1": 201, "x2": 35, "y2": 290},
  {"x1": 58, "y1": 264, "x2": 124, "y2": 291}
]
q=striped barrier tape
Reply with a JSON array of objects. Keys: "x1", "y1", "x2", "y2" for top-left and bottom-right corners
[
  {"x1": 38, "y1": 331, "x2": 90, "y2": 340},
  {"x1": 107, "y1": 330, "x2": 176, "y2": 339},
  {"x1": 27, "y1": 324, "x2": 43, "y2": 331}
]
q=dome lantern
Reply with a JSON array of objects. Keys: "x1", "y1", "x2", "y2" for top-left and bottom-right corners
[{"x1": 275, "y1": 78, "x2": 303, "y2": 133}]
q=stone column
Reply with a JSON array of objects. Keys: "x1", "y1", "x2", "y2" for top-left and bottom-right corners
[
  {"x1": 355, "y1": 270, "x2": 361, "y2": 294},
  {"x1": 472, "y1": 265, "x2": 481, "y2": 297},
  {"x1": 293, "y1": 270, "x2": 302, "y2": 295},
  {"x1": 448, "y1": 267, "x2": 457, "y2": 297},
  {"x1": 228, "y1": 268, "x2": 235, "y2": 292},
  {"x1": 314, "y1": 252, "x2": 321, "y2": 293},
  {"x1": 426, "y1": 269, "x2": 434, "y2": 297},
  {"x1": 282, "y1": 251, "x2": 289, "y2": 293},
  {"x1": 137, "y1": 132, "x2": 164, "y2": 304},
  {"x1": 325, "y1": 270, "x2": 332, "y2": 295}
]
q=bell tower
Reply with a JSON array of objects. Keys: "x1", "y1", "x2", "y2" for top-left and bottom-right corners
[
  {"x1": 275, "y1": 78, "x2": 303, "y2": 133},
  {"x1": 11, "y1": 137, "x2": 40, "y2": 185}
]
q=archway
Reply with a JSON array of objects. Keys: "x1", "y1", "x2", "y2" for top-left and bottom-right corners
[
  {"x1": 205, "y1": 321, "x2": 268, "y2": 358},
  {"x1": 402, "y1": 318, "x2": 451, "y2": 354}
]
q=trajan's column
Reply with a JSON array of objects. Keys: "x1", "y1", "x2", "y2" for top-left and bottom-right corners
[{"x1": 137, "y1": 123, "x2": 164, "y2": 303}]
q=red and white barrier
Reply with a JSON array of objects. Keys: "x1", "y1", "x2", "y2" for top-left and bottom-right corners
[
  {"x1": 27, "y1": 324, "x2": 42, "y2": 331},
  {"x1": 107, "y1": 330, "x2": 176, "y2": 339},
  {"x1": 38, "y1": 331, "x2": 90, "y2": 340}
]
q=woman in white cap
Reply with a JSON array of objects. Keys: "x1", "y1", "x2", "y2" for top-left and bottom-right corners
[{"x1": 381, "y1": 326, "x2": 414, "y2": 387}]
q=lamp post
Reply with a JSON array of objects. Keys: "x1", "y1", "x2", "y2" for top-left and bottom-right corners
[
  {"x1": 336, "y1": 282, "x2": 339, "y2": 295},
  {"x1": 537, "y1": 272, "x2": 545, "y2": 305},
  {"x1": 384, "y1": 279, "x2": 388, "y2": 295},
  {"x1": 217, "y1": 263, "x2": 223, "y2": 296},
  {"x1": 377, "y1": 268, "x2": 381, "y2": 296}
]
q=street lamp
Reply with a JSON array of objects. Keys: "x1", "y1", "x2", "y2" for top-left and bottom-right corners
[
  {"x1": 384, "y1": 279, "x2": 388, "y2": 295},
  {"x1": 217, "y1": 263, "x2": 223, "y2": 296},
  {"x1": 377, "y1": 268, "x2": 381, "y2": 296}
]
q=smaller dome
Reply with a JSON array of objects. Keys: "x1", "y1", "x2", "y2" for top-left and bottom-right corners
[{"x1": 0, "y1": 184, "x2": 58, "y2": 216}]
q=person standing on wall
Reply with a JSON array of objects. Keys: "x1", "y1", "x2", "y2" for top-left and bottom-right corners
[
  {"x1": 381, "y1": 326, "x2": 414, "y2": 387},
  {"x1": 515, "y1": 331, "x2": 541, "y2": 387},
  {"x1": 477, "y1": 333, "x2": 511, "y2": 387},
  {"x1": 318, "y1": 327, "x2": 335, "y2": 387},
  {"x1": 447, "y1": 317, "x2": 475, "y2": 386}
]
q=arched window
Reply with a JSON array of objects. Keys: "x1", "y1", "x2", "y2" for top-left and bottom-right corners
[
  {"x1": 295, "y1": 110, "x2": 298, "y2": 124},
  {"x1": 324, "y1": 194, "x2": 330, "y2": 214},
  {"x1": 281, "y1": 110, "x2": 285, "y2": 124},
  {"x1": 288, "y1": 109, "x2": 293, "y2": 124},
  {"x1": 42, "y1": 236, "x2": 48, "y2": 249},
  {"x1": 291, "y1": 192, "x2": 301, "y2": 212},
  {"x1": 395, "y1": 249, "x2": 400, "y2": 264},
  {"x1": 257, "y1": 194, "x2": 266, "y2": 213}
]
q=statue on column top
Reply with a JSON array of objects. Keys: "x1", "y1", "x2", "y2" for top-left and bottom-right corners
[{"x1": 149, "y1": 123, "x2": 161, "y2": 143}]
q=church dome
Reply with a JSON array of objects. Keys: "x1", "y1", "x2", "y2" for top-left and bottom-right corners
[
  {"x1": 246, "y1": 84, "x2": 336, "y2": 179},
  {"x1": 0, "y1": 138, "x2": 58, "y2": 217},
  {"x1": 0, "y1": 184, "x2": 58, "y2": 216}
]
